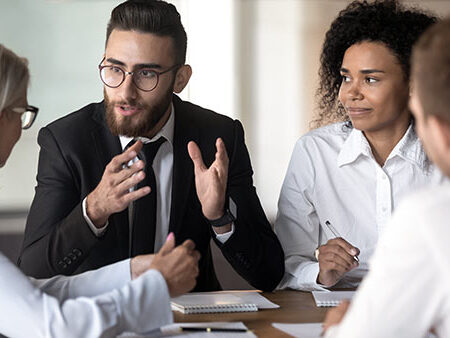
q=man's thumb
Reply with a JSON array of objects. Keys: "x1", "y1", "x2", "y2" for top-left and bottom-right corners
[{"x1": 159, "y1": 232, "x2": 175, "y2": 255}]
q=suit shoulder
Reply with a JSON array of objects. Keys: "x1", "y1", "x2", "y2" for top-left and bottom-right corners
[{"x1": 176, "y1": 98, "x2": 236, "y2": 130}]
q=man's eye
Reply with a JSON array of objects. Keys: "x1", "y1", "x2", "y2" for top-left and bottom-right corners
[
  {"x1": 109, "y1": 66, "x2": 122, "y2": 74},
  {"x1": 366, "y1": 77, "x2": 378, "y2": 84},
  {"x1": 139, "y1": 69, "x2": 156, "y2": 78}
]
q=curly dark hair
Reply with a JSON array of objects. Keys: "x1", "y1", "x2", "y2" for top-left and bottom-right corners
[{"x1": 312, "y1": 0, "x2": 437, "y2": 128}]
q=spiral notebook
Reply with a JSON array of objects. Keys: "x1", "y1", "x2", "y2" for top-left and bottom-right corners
[
  {"x1": 312, "y1": 291, "x2": 355, "y2": 307},
  {"x1": 171, "y1": 291, "x2": 279, "y2": 314}
]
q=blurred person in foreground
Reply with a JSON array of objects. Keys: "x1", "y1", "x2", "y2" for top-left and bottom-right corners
[
  {"x1": 275, "y1": 0, "x2": 445, "y2": 291},
  {"x1": 0, "y1": 43, "x2": 199, "y2": 338},
  {"x1": 323, "y1": 18, "x2": 450, "y2": 338}
]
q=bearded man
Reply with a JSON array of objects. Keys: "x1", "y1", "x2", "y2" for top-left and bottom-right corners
[{"x1": 18, "y1": 0, "x2": 284, "y2": 292}]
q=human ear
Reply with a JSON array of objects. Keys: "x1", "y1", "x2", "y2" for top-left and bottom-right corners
[{"x1": 173, "y1": 65, "x2": 192, "y2": 93}]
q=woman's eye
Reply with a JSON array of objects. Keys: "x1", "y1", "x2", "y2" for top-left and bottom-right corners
[{"x1": 341, "y1": 75, "x2": 351, "y2": 83}]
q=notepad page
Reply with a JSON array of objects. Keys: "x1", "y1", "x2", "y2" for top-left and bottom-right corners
[
  {"x1": 170, "y1": 291, "x2": 279, "y2": 314},
  {"x1": 312, "y1": 291, "x2": 355, "y2": 307}
]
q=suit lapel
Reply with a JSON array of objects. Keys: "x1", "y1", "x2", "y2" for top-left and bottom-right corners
[
  {"x1": 169, "y1": 96, "x2": 198, "y2": 235},
  {"x1": 91, "y1": 102, "x2": 130, "y2": 258}
]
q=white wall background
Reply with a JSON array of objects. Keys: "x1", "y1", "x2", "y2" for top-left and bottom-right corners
[{"x1": 1, "y1": 0, "x2": 449, "y2": 229}]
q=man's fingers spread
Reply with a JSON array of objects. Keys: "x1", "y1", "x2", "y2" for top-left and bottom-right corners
[
  {"x1": 215, "y1": 138, "x2": 229, "y2": 164},
  {"x1": 187, "y1": 141, "x2": 207, "y2": 172}
]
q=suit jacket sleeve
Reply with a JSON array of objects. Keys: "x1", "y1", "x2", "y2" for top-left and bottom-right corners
[
  {"x1": 0, "y1": 253, "x2": 172, "y2": 338},
  {"x1": 18, "y1": 126, "x2": 99, "y2": 278},
  {"x1": 213, "y1": 120, "x2": 285, "y2": 291}
]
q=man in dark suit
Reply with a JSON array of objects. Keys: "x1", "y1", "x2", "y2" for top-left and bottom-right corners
[{"x1": 18, "y1": 0, "x2": 284, "y2": 291}]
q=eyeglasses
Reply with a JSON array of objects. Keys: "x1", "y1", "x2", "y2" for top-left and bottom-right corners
[
  {"x1": 98, "y1": 58, "x2": 181, "y2": 92},
  {"x1": 11, "y1": 105, "x2": 39, "y2": 130}
]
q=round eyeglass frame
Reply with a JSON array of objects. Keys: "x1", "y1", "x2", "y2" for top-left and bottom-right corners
[
  {"x1": 11, "y1": 105, "x2": 39, "y2": 130},
  {"x1": 98, "y1": 57, "x2": 181, "y2": 92}
]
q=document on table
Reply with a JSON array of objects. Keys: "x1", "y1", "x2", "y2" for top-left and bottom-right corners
[
  {"x1": 312, "y1": 291, "x2": 355, "y2": 307},
  {"x1": 119, "y1": 322, "x2": 256, "y2": 338},
  {"x1": 272, "y1": 323, "x2": 322, "y2": 338},
  {"x1": 171, "y1": 291, "x2": 279, "y2": 314}
]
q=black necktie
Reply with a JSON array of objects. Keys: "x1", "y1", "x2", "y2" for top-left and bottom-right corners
[{"x1": 131, "y1": 137, "x2": 166, "y2": 256}]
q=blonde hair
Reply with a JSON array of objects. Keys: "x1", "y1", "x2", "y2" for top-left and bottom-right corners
[
  {"x1": 0, "y1": 44, "x2": 29, "y2": 117},
  {"x1": 412, "y1": 18, "x2": 450, "y2": 124}
]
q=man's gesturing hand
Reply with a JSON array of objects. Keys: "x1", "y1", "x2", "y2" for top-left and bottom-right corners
[
  {"x1": 86, "y1": 140, "x2": 150, "y2": 227},
  {"x1": 188, "y1": 138, "x2": 229, "y2": 221}
]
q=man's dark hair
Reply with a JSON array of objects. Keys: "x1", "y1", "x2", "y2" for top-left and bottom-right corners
[
  {"x1": 106, "y1": 0, "x2": 187, "y2": 64},
  {"x1": 313, "y1": 0, "x2": 436, "y2": 128}
]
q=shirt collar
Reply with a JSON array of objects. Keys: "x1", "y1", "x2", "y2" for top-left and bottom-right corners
[
  {"x1": 337, "y1": 126, "x2": 372, "y2": 167},
  {"x1": 388, "y1": 123, "x2": 428, "y2": 170},
  {"x1": 337, "y1": 123, "x2": 429, "y2": 170},
  {"x1": 119, "y1": 103, "x2": 175, "y2": 150}
]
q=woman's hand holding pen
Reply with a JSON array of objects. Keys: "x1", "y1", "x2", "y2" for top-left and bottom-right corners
[{"x1": 316, "y1": 238, "x2": 360, "y2": 287}]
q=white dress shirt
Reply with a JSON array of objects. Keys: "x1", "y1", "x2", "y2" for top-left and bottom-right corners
[
  {"x1": 83, "y1": 104, "x2": 233, "y2": 252},
  {"x1": 275, "y1": 122, "x2": 446, "y2": 290},
  {"x1": 0, "y1": 254, "x2": 172, "y2": 338},
  {"x1": 325, "y1": 184, "x2": 450, "y2": 338}
]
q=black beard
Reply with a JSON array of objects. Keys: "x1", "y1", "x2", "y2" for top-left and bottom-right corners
[{"x1": 104, "y1": 88, "x2": 173, "y2": 138}]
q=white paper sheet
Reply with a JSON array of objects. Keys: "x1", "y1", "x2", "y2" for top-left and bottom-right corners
[
  {"x1": 120, "y1": 322, "x2": 256, "y2": 338},
  {"x1": 272, "y1": 323, "x2": 322, "y2": 338}
]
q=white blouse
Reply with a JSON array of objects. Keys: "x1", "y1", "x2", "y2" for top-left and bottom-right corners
[{"x1": 275, "y1": 122, "x2": 446, "y2": 290}]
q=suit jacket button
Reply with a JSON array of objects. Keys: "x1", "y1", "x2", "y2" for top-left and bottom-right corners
[
  {"x1": 73, "y1": 249, "x2": 82, "y2": 257},
  {"x1": 63, "y1": 257, "x2": 72, "y2": 265}
]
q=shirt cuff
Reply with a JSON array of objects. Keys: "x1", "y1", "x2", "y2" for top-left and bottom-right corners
[
  {"x1": 213, "y1": 223, "x2": 235, "y2": 243},
  {"x1": 279, "y1": 261, "x2": 329, "y2": 291},
  {"x1": 82, "y1": 197, "x2": 108, "y2": 237}
]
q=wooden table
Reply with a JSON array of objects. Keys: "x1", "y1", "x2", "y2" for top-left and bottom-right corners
[{"x1": 174, "y1": 290, "x2": 328, "y2": 337}]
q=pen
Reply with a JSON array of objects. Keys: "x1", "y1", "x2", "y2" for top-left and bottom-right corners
[
  {"x1": 324, "y1": 220, "x2": 359, "y2": 262},
  {"x1": 179, "y1": 327, "x2": 248, "y2": 333}
]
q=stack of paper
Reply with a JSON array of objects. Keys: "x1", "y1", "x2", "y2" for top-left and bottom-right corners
[
  {"x1": 312, "y1": 291, "x2": 355, "y2": 307},
  {"x1": 171, "y1": 291, "x2": 279, "y2": 314}
]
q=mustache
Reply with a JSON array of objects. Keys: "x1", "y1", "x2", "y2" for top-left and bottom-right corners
[{"x1": 111, "y1": 100, "x2": 147, "y2": 108}]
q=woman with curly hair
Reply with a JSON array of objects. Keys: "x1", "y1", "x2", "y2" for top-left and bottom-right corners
[
  {"x1": 323, "y1": 18, "x2": 450, "y2": 338},
  {"x1": 275, "y1": 0, "x2": 446, "y2": 291}
]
